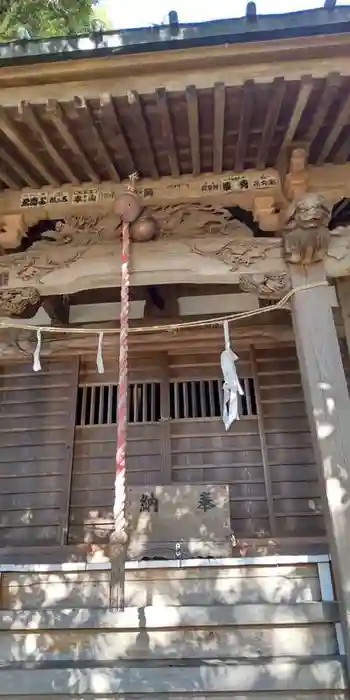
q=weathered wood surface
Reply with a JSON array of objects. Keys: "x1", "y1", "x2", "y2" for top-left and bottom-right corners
[
  {"x1": 68, "y1": 346, "x2": 325, "y2": 546},
  {"x1": 3, "y1": 695, "x2": 345, "y2": 700},
  {"x1": 0, "y1": 34, "x2": 349, "y2": 106},
  {"x1": 0, "y1": 360, "x2": 79, "y2": 547},
  {"x1": 0, "y1": 603, "x2": 339, "y2": 630},
  {"x1": 127, "y1": 485, "x2": 231, "y2": 559},
  {"x1": 0, "y1": 324, "x2": 299, "y2": 361},
  {"x1": 0, "y1": 564, "x2": 322, "y2": 609},
  {"x1": 290, "y1": 263, "x2": 350, "y2": 674},
  {"x1": 0, "y1": 229, "x2": 349, "y2": 297},
  {"x1": 0, "y1": 624, "x2": 338, "y2": 662},
  {"x1": 0, "y1": 170, "x2": 282, "y2": 215},
  {"x1": 0, "y1": 660, "x2": 344, "y2": 694}
]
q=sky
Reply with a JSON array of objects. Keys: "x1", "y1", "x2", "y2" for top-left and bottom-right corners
[{"x1": 100, "y1": 0, "x2": 349, "y2": 30}]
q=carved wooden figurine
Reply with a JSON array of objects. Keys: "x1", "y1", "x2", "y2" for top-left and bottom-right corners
[
  {"x1": 0, "y1": 287, "x2": 41, "y2": 318},
  {"x1": 280, "y1": 193, "x2": 331, "y2": 265}
]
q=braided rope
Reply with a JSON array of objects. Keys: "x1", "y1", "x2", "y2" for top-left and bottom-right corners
[{"x1": 109, "y1": 219, "x2": 130, "y2": 609}]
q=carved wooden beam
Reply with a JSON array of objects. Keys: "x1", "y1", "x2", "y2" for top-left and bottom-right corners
[
  {"x1": 0, "y1": 164, "x2": 348, "y2": 220},
  {"x1": 239, "y1": 273, "x2": 291, "y2": 299},
  {"x1": 0, "y1": 226, "x2": 349, "y2": 296}
]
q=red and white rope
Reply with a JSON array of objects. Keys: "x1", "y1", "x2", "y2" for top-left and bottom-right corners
[
  {"x1": 113, "y1": 219, "x2": 130, "y2": 540},
  {"x1": 110, "y1": 219, "x2": 130, "y2": 608}
]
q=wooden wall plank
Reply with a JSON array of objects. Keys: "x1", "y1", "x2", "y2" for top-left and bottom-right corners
[{"x1": 0, "y1": 361, "x2": 79, "y2": 547}]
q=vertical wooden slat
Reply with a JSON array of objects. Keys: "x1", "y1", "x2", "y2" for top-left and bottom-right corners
[
  {"x1": 208, "y1": 380, "x2": 215, "y2": 417},
  {"x1": 89, "y1": 386, "x2": 95, "y2": 426},
  {"x1": 151, "y1": 383, "x2": 156, "y2": 421},
  {"x1": 183, "y1": 382, "x2": 189, "y2": 419},
  {"x1": 199, "y1": 380, "x2": 206, "y2": 417},
  {"x1": 61, "y1": 357, "x2": 79, "y2": 546},
  {"x1": 81, "y1": 386, "x2": 87, "y2": 427},
  {"x1": 107, "y1": 384, "x2": 113, "y2": 425},
  {"x1": 245, "y1": 377, "x2": 253, "y2": 416},
  {"x1": 250, "y1": 346, "x2": 277, "y2": 537},
  {"x1": 133, "y1": 384, "x2": 138, "y2": 423},
  {"x1": 142, "y1": 383, "x2": 148, "y2": 422},
  {"x1": 160, "y1": 354, "x2": 172, "y2": 483},
  {"x1": 192, "y1": 380, "x2": 198, "y2": 418},
  {"x1": 217, "y1": 378, "x2": 223, "y2": 415},
  {"x1": 98, "y1": 386, "x2": 104, "y2": 425}
]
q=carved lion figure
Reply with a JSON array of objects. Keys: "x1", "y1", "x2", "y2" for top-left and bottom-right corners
[{"x1": 281, "y1": 194, "x2": 331, "y2": 265}]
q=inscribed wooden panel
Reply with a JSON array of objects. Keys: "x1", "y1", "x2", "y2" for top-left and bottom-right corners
[{"x1": 127, "y1": 484, "x2": 231, "y2": 558}]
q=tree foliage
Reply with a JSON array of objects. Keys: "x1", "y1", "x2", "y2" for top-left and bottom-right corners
[{"x1": 0, "y1": 0, "x2": 108, "y2": 41}]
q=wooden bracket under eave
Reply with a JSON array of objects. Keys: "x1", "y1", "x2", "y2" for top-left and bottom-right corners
[{"x1": 284, "y1": 147, "x2": 309, "y2": 201}]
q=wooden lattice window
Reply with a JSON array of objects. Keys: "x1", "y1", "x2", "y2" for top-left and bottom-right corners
[
  {"x1": 76, "y1": 377, "x2": 257, "y2": 426},
  {"x1": 169, "y1": 378, "x2": 257, "y2": 419},
  {"x1": 76, "y1": 382, "x2": 161, "y2": 426}
]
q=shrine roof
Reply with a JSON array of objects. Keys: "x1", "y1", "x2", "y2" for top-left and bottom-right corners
[{"x1": 0, "y1": 6, "x2": 350, "y2": 65}]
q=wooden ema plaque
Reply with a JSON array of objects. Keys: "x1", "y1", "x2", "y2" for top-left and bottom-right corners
[{"x1": 126, "y1": 484, "x2": 231, "y2": 559}]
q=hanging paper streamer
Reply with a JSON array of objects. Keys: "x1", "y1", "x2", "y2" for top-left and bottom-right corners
[
  {"x1": 96, "y1": 332, "x2": 105, "y2": 374},
  {"x1": 33, "y1": 329, "x2": 42, "y2": 372},
  {"x1": 220, "y1": 320, "x2": 244, "y2": 431}
]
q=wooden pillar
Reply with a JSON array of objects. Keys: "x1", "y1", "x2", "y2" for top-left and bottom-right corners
[
  {"x1": 337, "y1": 277, "x2": 350, "y2": 360},
  {"x1": 290, "y1": 263, "x2": 350, "y2": 668}
]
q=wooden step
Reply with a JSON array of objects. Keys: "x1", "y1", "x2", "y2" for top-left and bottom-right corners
[
  {"x1": 0, "y1": 603, "x2": 339, "y2": 663},
  {"x1": 0, "y1": 659, "x2": 345, "y2": 695},
  {"x1": 0, "y1": 561, "x2": 323, "y2": 609}
]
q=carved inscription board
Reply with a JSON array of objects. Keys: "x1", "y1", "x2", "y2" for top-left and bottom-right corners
[
  {"x1": 127, "y1": 484, "x2": 231, "y2": 559},
  {"x1": 18, "y1": 172, "x2": 279, "y2": 210}
]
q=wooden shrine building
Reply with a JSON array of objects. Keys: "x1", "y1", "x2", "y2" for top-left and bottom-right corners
[{"x1": 1, "y1": 3, "x2": 350, "y2": 697}]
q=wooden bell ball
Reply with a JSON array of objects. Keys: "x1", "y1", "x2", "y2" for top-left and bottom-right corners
[
  {"x1": 114, "y1": 191, "x2": 142, "y2": 224},
  {"x1": 130, "y1": 216, "x2": 157, "y2": 242}
]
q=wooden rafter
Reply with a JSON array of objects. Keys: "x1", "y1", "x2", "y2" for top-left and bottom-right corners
[
  {"x1": 213, "y1": 82, "x2": 226, "y2": 174},
  {"x1": 333, "y1": 134, "x2": 350, "y2": 164},
  {"x1": 18, "y1": 101, "x2": 80, "y2": 185},
  {"x1": 73, "y1": 97, "x2": 120, "y2": 183},
  {"x1": 0, "y1": 147, "x2": 39, "y2": 188},
  {"x1": 0, "y1": 167, "x2": 19, "y2": 190},
  {"x1": 256, "y1": 77, "x2": 286, "y2": 169},
  {"x1": 45, "y1": 100, "x2": 100, "y2": 182},
  {"x1": 306, "y1": 72, "x2": 341, "y2": 146},
  {"x1": 0, "y1": 106, "x2": 58, "y2": 186},
  {"x1": 316, "y1": 94, "x2": 350, "y2": 164},
  {"x1": 155, "y1": 88, "x2": 179, "y2": 177},
  {"x1": 99, "y1": 94, "x2": 136, "y2": 175},
  {"x1": 281, "y1": 74, "x2": 314, "y2": 147},
  {"x1": 127, "y1": 90, "x2": 159, "y2": 179},
  {"x1": 186, "y1": 85, "x2": 201, "y2": 176},
  {"x1": 235, "y1": 80, "x2": 254, "y2": 172}
]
